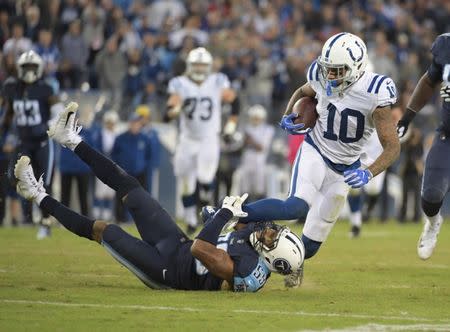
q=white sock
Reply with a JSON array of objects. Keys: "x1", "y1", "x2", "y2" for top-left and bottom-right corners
[
  {"x1": 349, "y1": 211, "x2": 362, "y2": 228},
  {"x1": 36, "y1": 192, "x2": 49, "y2": 205},
  {"x1": 428, "y1": 212, "x2": 442, "y2": 225},
  {"x1": 184, "y1": 206, "x2": 198, "y2": 227}
]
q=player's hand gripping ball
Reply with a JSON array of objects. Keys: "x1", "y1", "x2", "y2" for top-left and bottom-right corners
[{"x1": 280, "y1": 97, "x2": 318, "y2": 135}]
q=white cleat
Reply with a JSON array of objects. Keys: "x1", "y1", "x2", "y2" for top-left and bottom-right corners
[
  {"x1": 14, "y1": 156, "x2": 46, "y2": 201},
  {"x1": 36, "y1": 225, "x2": 51, "y2": 240},
  {"x1": 47, "y1": 101, "x2": 82, "y2": 149},
  {"x1": 417, "y1": 215, "x2": 443, "y2": 260}
]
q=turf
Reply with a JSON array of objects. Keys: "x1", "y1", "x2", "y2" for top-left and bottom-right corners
[{"x1": 0, "y1": 221, "x2": 449, "y2": 332}]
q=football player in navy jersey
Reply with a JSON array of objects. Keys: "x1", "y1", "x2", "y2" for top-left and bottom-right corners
[
  {"x1": 13, "y1": 102, "x2": 304, "y2": 292},
  {"x1": 397, "y1": 33, "x2": 450, "y2": 260},
  {"x1": 0, "y1": 50, "x2": 64, "y2": 238}
]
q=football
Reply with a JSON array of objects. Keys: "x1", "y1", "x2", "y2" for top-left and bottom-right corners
[{"x1": 292, "y1": 97, "x2": 318, "y2": 129}]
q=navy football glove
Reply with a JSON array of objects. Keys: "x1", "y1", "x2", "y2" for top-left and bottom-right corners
[
  {"x1": 280, "y1": 113, "x2": 311, "y2": 135},
  {"x1": 396, "y1": 108, "x2": 416, "y2": 138},
  {"x1": 344, "y1": 169, "x2": 373, "y2": 189}
]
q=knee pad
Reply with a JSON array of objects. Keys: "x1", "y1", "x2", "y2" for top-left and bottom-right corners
[
  {"x1": 421, "y1": 187, "x2": 445, "y2": 205},
  {"x1": 421, "y1": 197, "x2": 442, "y2": 217},
  {"x1": 284, "y1": 196, "x2": 310, "y2": 222},
  {"x1": 116, "y1": 173, "x2": 141, "y2": 200},
  {"x1": 301, "y1": 234, "x2": 322, "y2": 259}
]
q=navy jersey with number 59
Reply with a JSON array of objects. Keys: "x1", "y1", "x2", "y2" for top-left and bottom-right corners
[
  {"x1": 427, "y1": 33, "x2": 450, "y2": 132},
  {"x1": 2, "y1": 77, "x2": 54, "y2": 142},
  {"x1": 174, "y1": 223, "x2": 271, "y2": 292}
]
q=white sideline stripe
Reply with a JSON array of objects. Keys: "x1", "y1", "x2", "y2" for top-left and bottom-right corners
[
  {"x1": 1, "y1": 299, "x2": 450, "y2": 323},
  {"x1": 300, "y1": 323, "x2": 450, "y2": 332}
]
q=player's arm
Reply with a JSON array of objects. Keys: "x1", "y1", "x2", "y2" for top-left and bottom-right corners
[
  {"x1": 397, "y1": 73, "x2": 441, "y2": 137},
  {"x1": 369, "y1": 106, "x2": 401, "y2": 177},
  {"x1": 191, "y1": 194, "x2": 248, "y2": 284},
  {"x1": 284, "y1": 82, "x2": 316, "y2": 116},
  {"x1": 398, "y1": 35, "x2": 445, "y2": 137},
  {"x1": 163, "y1": 93, "x2": 183, "y2": 122},
  {"x1": 191, "y1": 208, "x2": 235, "y2": 283},
  {"x1": 280, "y1": 82, "x2": 316, "y2": 135}
]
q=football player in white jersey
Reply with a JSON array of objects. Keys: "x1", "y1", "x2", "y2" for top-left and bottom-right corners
[
  {"x1": 347, "y1": 131, "x2": 385, "y2": 237},
  {"x1": 165, "y1": 47, "x2": 238, "y2": 234},
  {"x1": 237, "y1": 32, "x2": 400, "y2": 287}
]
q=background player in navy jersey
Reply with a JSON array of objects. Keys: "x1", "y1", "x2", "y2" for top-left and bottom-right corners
[
  {"x1": 13, "y1": 102, "x2": 304, "y2": 292},
  {"x1": 0, "y1": 50, "x2": 64, "y2": 239},
  {"x1": 397, "y1": 33, "x2": 450, "y2": 260}
]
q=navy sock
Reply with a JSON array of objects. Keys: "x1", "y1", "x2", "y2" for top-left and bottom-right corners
[
  {"x1": 301, "y1": 234, "x2": 322, "y2": 259},
  {"x1": 74, "y1": 141, "x2": 140, "y2": 199},
  {"x1": 40, "y1": 196, "x2": 94, "y2": 240},
  {"x1": 241, "y1": 196, "x2": 309, "y2": 223},
  {"x1": 348, "y1": 194, "x2": 362, "y2": 213}
]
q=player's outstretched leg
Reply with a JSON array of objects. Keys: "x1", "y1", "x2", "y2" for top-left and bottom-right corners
[
  {"x1": 240, "y1": 196, "x2": 310, "y2": 223},
  {"x1": 14, "y1": 156, "x2": 98, "y2": 241},
  {"x1": 48, "y1": 102, "x2": 140, "y2": 200}
]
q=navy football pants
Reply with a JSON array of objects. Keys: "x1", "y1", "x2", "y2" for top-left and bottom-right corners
[
  {"x1": 74, "y1": 142, "x2": 188, "y2": 289},
  {"x1": 421, "y1": 133, "x2": 450, "y2": 216}
]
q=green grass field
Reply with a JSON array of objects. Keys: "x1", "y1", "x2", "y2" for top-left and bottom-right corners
[{"x1": 0, "y1": 221, "x2": 449, "y2": 332}]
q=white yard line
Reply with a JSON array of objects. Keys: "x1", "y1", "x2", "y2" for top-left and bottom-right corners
[
  {"x1": 300, "y1": 323, "x2": 450, "y2": 332},
  {"x1": 1, "y1": 299, "x2": 449, "y2": 323}
]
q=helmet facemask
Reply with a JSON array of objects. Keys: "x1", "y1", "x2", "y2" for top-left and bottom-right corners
[
  {"x1": 187, "y1": 62, "x2": 212, "y2": 82},
  {"x1": 19, "y1": 63, "x2": 40, "y2": 84},
  {"x1": 317, "y1": 58, "x2": 354, "y2": 97}
]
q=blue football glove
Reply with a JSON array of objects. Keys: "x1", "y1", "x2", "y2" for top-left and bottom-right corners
[
  {"x1": 343, "y1": 169, "x2": 373, "y2": 189},
  {"x1": 280, "y1": 113, "x2": 311, "y2": 135}
]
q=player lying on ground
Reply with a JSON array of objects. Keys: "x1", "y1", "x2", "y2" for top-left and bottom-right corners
[{"x1": 14, "y1": 102, "x2": 304, "y2": 292}]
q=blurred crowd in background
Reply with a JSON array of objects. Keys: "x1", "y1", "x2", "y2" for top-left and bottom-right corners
[{"x1": 0, "y1": 0, "x2": 449, "y2": 228}]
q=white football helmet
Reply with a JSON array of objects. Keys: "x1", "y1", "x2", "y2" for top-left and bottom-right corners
[
  {"x1": 317, "y1": 32, "x2": 368, "y2": 96},
  {"x1": 186, "y1": 47, "x2": 213, "y2": 82},
  {"x1": 17, "y1": 50, "x2": 44, "y2": 84},
  {"x1": 248, "y1": 104, "x2": 267, "y2": 120},
  {"x1": 250, "y1": 224, "x2": 305, "y2": 275}
]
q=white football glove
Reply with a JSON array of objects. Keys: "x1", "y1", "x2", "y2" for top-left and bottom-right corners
[
  {"x1": 440, "y1": 85, "x2": 450, "y2": 102},
  {"x1": 221, "y1": 193, "x2": 248, "y2": 218}
]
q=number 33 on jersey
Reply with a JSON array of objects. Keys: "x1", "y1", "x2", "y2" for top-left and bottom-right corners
[
  {"x1": 168, "y1": 73, "x2": 230, "y2": 139},
  {"x1": 307, "y1": 61, "x2": 397, "y2": 166}
]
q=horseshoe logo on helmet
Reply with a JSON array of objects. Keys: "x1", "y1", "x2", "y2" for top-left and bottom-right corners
[{"x1": 347, "y1": 41, "x2": 364, "y2": 62}]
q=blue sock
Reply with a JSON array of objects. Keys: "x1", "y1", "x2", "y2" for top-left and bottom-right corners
[
  {"x1": 347, "y1": 194, "x2": 362, "y2": 213},
  {"x1": 241, "y1": 196, "x2": 309, "y2": 223},
  {"x1": 301, "y1": 234, "x2": 322, "y2": 259}
]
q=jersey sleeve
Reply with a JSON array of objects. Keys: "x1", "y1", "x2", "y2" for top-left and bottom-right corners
[
  {"x1": 306, "y1": 60, "x2": 321, "y2": 92},
  {"x1": 376, "y1": 77, "x2": 397, "y2": 108},
  {"x1": 167, "y1": 77, "x2": 183, "y2": 95},
  {"x1": 214, "y1": 72, "x2": 230, "y2": 90},
  {"x1": 233, "y1": 257, "x2": 270, "y2": 292},
  {"x1": 426, "y1": 34, "x2": 448, "y2": 84}
]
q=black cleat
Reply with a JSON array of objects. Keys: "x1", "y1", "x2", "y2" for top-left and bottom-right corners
[
  {"x1": 186, "y1": 225, "x2": 197, "y2": 236},
  {"x1": 350, "y1": 225, "x2": 361, "y2": 238}
]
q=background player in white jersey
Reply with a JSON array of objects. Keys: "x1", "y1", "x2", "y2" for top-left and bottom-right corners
[
  {"x1": 165, "y1": 47, "x2": 238, "y2": 234},
  {"x1": 239, "y1": 105, "x2": 274, "y2": 201},
  {"x1": 347, "y1": 131, "x2": 385, "y2": 237},
  {"x1": 236, "y1": 32, "x2": 400, "y2": 286}
]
